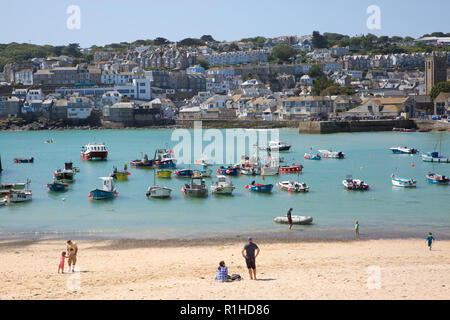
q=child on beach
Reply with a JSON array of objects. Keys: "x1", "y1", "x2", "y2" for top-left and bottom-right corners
[
  {"x1": 426, "y1": 233, "x2": 435, "y2": 251},
  {"x1": 215, "y1": 261, "x2": 230, "y2": 282},
  {"x1": 58, "y1": 251, "x2": 67, "y2": 274},
  {"x1": 355, "y1": 220, "x2": 360, "y2": 240}
]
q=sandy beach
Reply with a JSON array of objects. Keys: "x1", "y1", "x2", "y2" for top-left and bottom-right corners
[{"x1": 0, "y1": 238, "x2": 448, "y2": 300}]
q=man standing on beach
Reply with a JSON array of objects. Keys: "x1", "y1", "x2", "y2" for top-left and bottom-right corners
[
  {"x1": 66, "y1": 240, "x2": 78, "y2": 272},
  {"x1": 242, "y1": 237, "x2": 260, "y2": 280}
]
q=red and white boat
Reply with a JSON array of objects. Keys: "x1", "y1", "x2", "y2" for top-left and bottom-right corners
[
  {"x1": 279, "y1": 163, "x2": 303, "y2": 173},
  {"x1": 80, "y1": 143, "x2": 108, "y2": 161}
]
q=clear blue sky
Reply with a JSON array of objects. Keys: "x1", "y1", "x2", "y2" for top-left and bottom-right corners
[{"x1": 1, "y1": 0, "x2": 449, "y2": 47}]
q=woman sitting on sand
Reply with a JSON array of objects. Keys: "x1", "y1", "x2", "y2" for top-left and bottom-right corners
[{"x1": 215, "y1": 261, "x2": 231, "y2": 282}]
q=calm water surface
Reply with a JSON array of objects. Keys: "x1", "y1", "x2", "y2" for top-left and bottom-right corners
[{"x1": 0, "y1": 129, "x2": 448, "y2": 239}]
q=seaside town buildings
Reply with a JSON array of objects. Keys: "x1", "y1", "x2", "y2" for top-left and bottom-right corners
[{"x1": 1, "y1": 35, "x2": 449, "y2": 123}]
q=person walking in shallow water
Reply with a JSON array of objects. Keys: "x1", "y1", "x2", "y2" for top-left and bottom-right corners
[
  {"x1": 287, "y1": 208, "x2": 293, "y2": 230},
  {"x1": 242, "y1": 237, "x2": 260, "y2": 280},
  {"x1": 354, "y1": 220, "x2": 360, "y2": 240}
]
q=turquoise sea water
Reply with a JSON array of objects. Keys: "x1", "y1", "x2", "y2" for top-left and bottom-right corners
[{"x1": 0, "y1": 129, "x2": 449, "y2": 240}]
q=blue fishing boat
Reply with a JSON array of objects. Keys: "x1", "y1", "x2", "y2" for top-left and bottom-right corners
[
  {"x1": 174, "y1": 169, "x2": 194, "y2": 177},
  {"x1": 89, "y1": 177, "x2": 118, "y2": 200},
  {"x1": 245, "y1": 181, "x2": 273, "y2": 193},
  {"x1": 422, "y1": 134, "x2": 449, "y2": 163},
  {"x1": 217, "y1": 166, "x2": 239, "y2": 176},
  {"x1": 153, "y1": 149, "x2": 177, "y2": 169},
  {"x1": 422, "y1": 152, "x2": 449, "y2": 163},
  {"x1": 129, "y1": 154, "x2": 154, "y2": 168},
  {"x1": 47, "y1": 181, "x2": 68, "y2": 192},
  {"x1": 426, "y1": 173, "x2": 449, "y2": 185}
]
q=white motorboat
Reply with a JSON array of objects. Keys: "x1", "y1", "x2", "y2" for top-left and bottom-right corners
[
  {"x1": 8, "y1": 190, "x2": 32, "y2": 203},
  {"x1": 0, "y1": 198, "x2": 8, "y2": 206},
  {"x1": 147, "y1": 169, "x2": 172, "y2": 198},
  {"x1": 318, "y1": 149, "x2": 345, "y2": 159},
  {"x1": 261, "y1": 158, "x2": 279, "y2": 176},
  {"x1": 146, "y1": 186, "x2": 172, "y2": 198},
  {"x1": 260, "y1": 140, "x2": 291, "y2": 151},
  {"x1": 390, "y1": 146, "x2": 418, "y2": 154},
  {"x1": 210, "y1": 175, "x2": 235, "y2": 195},
  {"x1": 278, "y1": 181, "x2": 310, "y2": 192},
  {"x1": 81, "y1": 142, "x2": 108, "y2": 161},
  {"x1": 0, "y1": 182, "x2": 26, "y2": 190},
  {"x1": 342, "y1": 175, "x2": 370, "y2": 191},
  {"x1": 273, "y1": 216, "x2": 313, "y2": 225},
  {"x1": 391, "y1": 174, "x2": 417, "y2": 187}
]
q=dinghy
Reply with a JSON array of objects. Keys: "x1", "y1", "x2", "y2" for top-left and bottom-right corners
[{"x1": 273, "y1": 216, "x2": 313, "y2": 225}]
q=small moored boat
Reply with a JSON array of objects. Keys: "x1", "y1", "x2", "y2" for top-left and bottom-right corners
[
  {"x1": 211, "y1": 175, "x2": 235, "y2": 195},
  {"x1": 157, "y1": 169, "x2": 172, "y2": 178},
  {"x1": 278, "y1": 181, "x2": 310, "y2": 192},
  {"x1": 130, "y1": 154, "x2": 154, "y2": 168},
  {"x1": 259, "y1": 140, "x2": 291, "y2": 152},
  {"x1": 47, "y1": 181, "x2": 69, "y2": 192},
  {"x1": 426, "y1": 173, "x2": 449, "y2": 185},
  {"x1": 147, "y1": 169, "x2": 172, "y2": 198},
  {"x1": 245, "y1": 181, "x2": 273, "y2": 193},
  {"x1": 0, "y1": 182, "x2": 26, "y2": 190},
  {"x1": 274, "y1": 216, "x2": 313, "y2": 225},
  {"x1": 217, "y1": 166, "x2": 239, "y2": 176},
  {"x1": 279, "y1": 164, "x2": 303, "y2": 174},
  {"x1": 153, "y1": 149, "x2": 177, "y2": 169},
  {"x1": 391, "y1": 174, "x2": 416, "y2": 187},
  {"x1": 174, "y1": 169, "x2": 194, "y2": 177},
  {"x1": 182, "y1": 177, "x2": 208, "y2": 198},
  {"x1": 54, "y1": 162, "x2": 76, "y2": 183},
  {"x1": 318, "y1": 150, "x2": 345, "y2": 159},
  {"x1": 80, "y1": 143, "x2": 107, "y2": 161},
  {"x1": 422, "y1": 152, "x2": 449, "y2": 163},
  {"x1": 8, "y1": 189, "x2": 32, "y2": 203},
  {"x1": 342, "y1": 175, "x2": 369, "y2": 191},
  {"x1": 390, "y1": 147, "x2": 418, "y2": 154},
  {"x1": 304, "y1": 153, "x2": 321, "y2": 160},
  {"x1": 89, "y1": 177, "x2": 118, "y2": 200},
  {"x1": 146, "y1": 185, "x2": 172, "y2": 198},
  {"x1": 14, "y1": 157, "x2": 34, "y2": 163},
  {"x1": 110, "y1": 163, "x2": 130, "y2": 180}
]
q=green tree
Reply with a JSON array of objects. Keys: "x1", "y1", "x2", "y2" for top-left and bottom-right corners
[
  {"x1": 154, "y1": 37, "x2": 169, "y2": 46},
  {"x1": 430, "y1": 81, "x2": 450, "y2": 102},
  {"x1": 312, "y1": 31, "x2": 328, "y2": 49},
  {"x1": 200, "y1": 35, "x2": 215, "y2": 42},
  {"x1": 245, "y1": 72, "x2": 254, "y2": 81},
  {"x1": 312, "y1": 77, "x2": 335, "y2": 96},
  {"x1": 270, "y1": 44, "x2": 298, "y2": 63},
  {"x1": 197, "y1": 59, "x2": 209, "y2": 70},
  {"x1": 307, "y1": 64, "x2": 324, "y2": 79},
  {"x1": 178, "y1": 38, "x2": 204, "y2": 46},
  {"x1": 321, "y1": 85, "x2": 356, "y2": 96}
]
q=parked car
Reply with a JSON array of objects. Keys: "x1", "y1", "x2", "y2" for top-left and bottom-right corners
[{"x1": 432, "y1": 116, "x2": 441, "y2": 120}]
